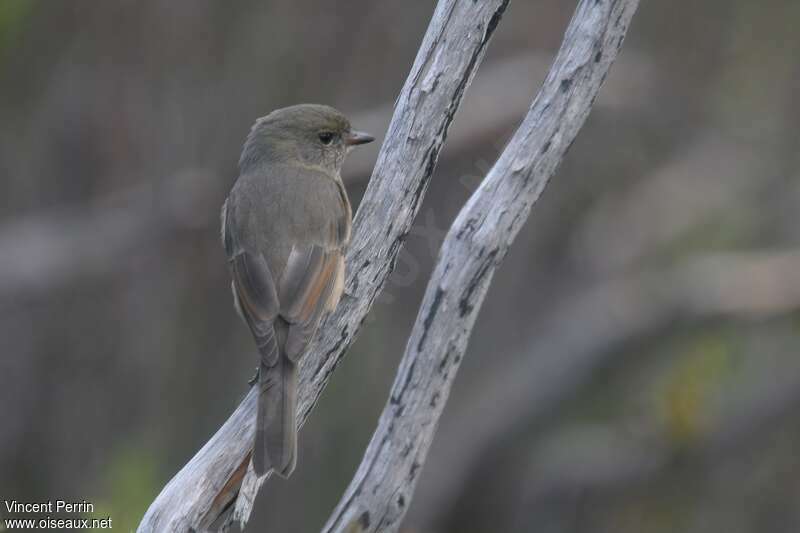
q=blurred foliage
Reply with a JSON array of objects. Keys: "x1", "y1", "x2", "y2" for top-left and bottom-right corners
[
  {"x1": 91, "y1": 445, "x2": 160, "y2": 532},
  {"x1": 657, "y1": 332, "x2": 734, "y2": 445},
  {"x1": 0, "y1": 0, "x2": 33, "y2": 58}
]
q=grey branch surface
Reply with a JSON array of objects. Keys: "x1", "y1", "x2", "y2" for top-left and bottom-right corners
[
  {"x1": 322, "y1": 1, "x2": 640, "y2": 532},
  {"x1": 137, "y1": 0, "x2": 510, "y2": 531}
]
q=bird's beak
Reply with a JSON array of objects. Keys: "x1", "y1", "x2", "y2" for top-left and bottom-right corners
[{"x1": 345, "y1": 130, "x2": 375, "y2": 146}]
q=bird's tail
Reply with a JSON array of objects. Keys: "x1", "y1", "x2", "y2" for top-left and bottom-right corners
[{"x1": 253, "y1": 325, "x2": 298, "y2": 478}]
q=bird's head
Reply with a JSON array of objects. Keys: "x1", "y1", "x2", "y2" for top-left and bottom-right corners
[{"x1": 240, "y1": 104, "x2": 374, "y2": 175}]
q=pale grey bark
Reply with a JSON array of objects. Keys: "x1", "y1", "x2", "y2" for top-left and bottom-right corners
[
  {"x1": 137, "y1": 1, "x2": 510, "y2": 531},
  {"x1": 322, "y1": 1, "x2": 640, "y2": 532}
]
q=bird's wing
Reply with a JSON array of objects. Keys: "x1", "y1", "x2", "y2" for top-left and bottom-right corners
[
  {"x1": 230, "y1": 250, "x2": 280, "y2": 366},
  {"x1": 278, "y1": 245, "x2": 343, "y2": 361},
  {"x1": 271, "y1": 167, "x2": 350, "y2": 361},
  {"x1": 223, "y1": 192, "x2": 281, "y2": 367},
  {"x1": 223, "y1": 166, "x2": 349, "y2": 365},
  {"x1": 229, "y1": 238, "x2": 342, "y2": 367}
]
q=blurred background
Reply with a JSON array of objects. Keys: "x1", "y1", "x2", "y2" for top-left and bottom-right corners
[{"x1": 2, "y1": 0, "x2": 799, "y2": 531}]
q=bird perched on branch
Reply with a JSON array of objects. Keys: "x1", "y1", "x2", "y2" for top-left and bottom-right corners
[{"x1": 220, "y1": 104, "x2": 374, "y2": 477}]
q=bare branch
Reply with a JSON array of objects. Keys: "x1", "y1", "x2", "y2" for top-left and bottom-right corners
[
  {"x1": 137, "y1": 1, "x2": 510, "y2": 531},
  {"x1": 322, "y1": 1, "x2": 640, "y2": 532}
]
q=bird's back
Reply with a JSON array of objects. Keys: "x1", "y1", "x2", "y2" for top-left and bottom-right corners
[{"x1": 223, "y1": 162, "x2": 348, "y2": 282}]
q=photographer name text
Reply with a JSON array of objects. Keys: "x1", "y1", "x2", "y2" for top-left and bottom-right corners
[{"x1": 3, "y1": 500, "x2": 111, "y2": 529}]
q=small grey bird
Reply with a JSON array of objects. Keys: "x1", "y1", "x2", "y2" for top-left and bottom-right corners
[{"x1": 221, "y1": 104, "x2": 373, "y2": 477}]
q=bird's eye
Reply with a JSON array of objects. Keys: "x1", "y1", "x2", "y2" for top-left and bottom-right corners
[{"x1": 318, "y1": 132, "x2": 335, "y2": 145}]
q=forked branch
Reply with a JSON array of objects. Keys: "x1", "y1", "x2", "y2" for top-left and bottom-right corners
[
  {"x1": 137, "y1": 1, "x2": 510, "y2": 531},
  {"x1": 322, "y1": 1, "x2": 640, "y2": 531}
]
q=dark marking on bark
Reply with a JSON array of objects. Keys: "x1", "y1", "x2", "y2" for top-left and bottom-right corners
[
  {"x1": 312, "y1": 326, "x2": 349, "y2": 383},
  {"x1": 507, "y1": 211, "x2": 524, "y2": 235},
  {"x1": 417, "y1": 287, "x2": 445, "y2": 351},
  {"x1": 438, "y1": 352, "x2": 450, "y2": 373},
  {"x1": 382, "y1": 234, "x2": 407, "y2": 281},
  {"x1": 430, "y1": 391, "x2": 441, "y2": 408},
  {"x1": 359, "y1": 511, "x2": 371, "y2": 529},
  {"x1": 350, "y1": 259, "x2": 372, "y2": 294},
  {"x1": 456, "y1": 217, "x2": 478, "y2": 239},
  {"x1": 401, "y1": 442, "x2": 413, "y2": 458},
  {"x1": 379, "y1": 422, "x2": 395, "y2": 447},
  {"x1": 392, "y1": 360, "x2": 417, "y2": 405},
  {"x1": 560, "y1": 78, "x2": 573, "y2": 92},
  {"x1": 411, "y1": 146, "x2": 437, "y2": 212},
  {"x1": 458, "y1": 248, "x2": 498, "y2": 316},
  {"x1": 409, "y1": 461, "x2": 422, "y2": 481},
  {"x1": 484, "y1": 1, "x2": 508, "y2": 40}
]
